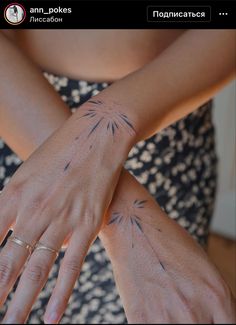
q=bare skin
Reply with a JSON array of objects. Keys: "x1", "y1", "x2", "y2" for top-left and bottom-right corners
[
  {"x1": 0, "y1": 30, "x2": 235, "y2": 323},
  {"x1": 0, "y1": 29, "x2": 185, "y2": 157},
  {"x1": 3, "y1": 29, "x2": 186, "y2": 82},
  {"x1": 100, "y1": 170, "x2": 236, "y2": 324}
]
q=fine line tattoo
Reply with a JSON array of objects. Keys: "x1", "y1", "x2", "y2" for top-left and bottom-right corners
[
  {"x1": 78, "y1": 100, "x2": 136, "y2": 138},
  {"x1": 64, "y1": 161, "x2": 71, "y2": 171},
  {"x1": 107, "y1": 199, "x2": 165, "y2": 271},
  {"x1": 62, "y1": 100, "x2": 136, "y2": 172}
]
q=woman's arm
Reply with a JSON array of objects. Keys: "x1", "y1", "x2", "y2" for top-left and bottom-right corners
[
  {"x1": 0, "y1": 29, "x2": 235, "y2": 324},
  {"x1": 2, "y1": 30, "x2": 234, "y2": 153},
  {"x1": 96, "y1": 29, "x2": 236, "y2": 141},
  {"x1": 0, "y1": 31, "x2": 71, "y2": 160},
  {"x1": 99, "y1": 170, "x2": 236, "y2": 324}
]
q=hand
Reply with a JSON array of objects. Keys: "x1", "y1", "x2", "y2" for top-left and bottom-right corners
[
  {"x1": 100, "y1": 170, "x2": 236, "y2": 324},
  {"x1": 0, "y1": 99, "x2": 135, "y2": 324}
]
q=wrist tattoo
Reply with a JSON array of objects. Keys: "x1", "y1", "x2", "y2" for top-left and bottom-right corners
[
  {"x1": 107, "y1": 199, "x2": 165, "y2": 271},
  {"x1": 63, "y1": 100, "x2": 136, "y2": 172},
  {"x1": 79, "y1": 100, "x2": 136, "y2": 138}
]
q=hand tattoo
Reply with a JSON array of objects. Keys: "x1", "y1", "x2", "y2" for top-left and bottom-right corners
[
  {"x1": 63, "y1": 100, "x2": 136, "y2": 172},
  {"x1": 107, "y1": 199, "x2": 166, "y2": 271}
]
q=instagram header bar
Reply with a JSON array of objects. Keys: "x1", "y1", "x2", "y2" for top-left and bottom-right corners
[{"x1": 0, "y1": 1, "x2": 235, "y2": 28}]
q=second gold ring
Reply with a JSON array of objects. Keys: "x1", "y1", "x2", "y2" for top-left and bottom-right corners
[{"x1": 34, "y1": 243, "x2": 59, "y2": 258}]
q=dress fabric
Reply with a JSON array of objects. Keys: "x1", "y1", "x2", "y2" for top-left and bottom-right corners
[{"x1": 0, "y1": 72, "x2": 218, "y2": 324}]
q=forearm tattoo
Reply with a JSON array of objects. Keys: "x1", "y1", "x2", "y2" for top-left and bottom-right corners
[
  {"x1": 107, "y1": 199, "x2": 166, "y2": 271},
  {"x1": 63, "y1": 100, "x2": 136, "y2": 172}
]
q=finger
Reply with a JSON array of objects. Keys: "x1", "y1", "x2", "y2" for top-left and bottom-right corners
[
  {"x1": 0, "y1": 220, "x2": 46, "y2": 309},
  {"x1": 2, "y1": 222, "x2": 68, "y2": 324},
  {"x1": 0, "y1": 192, "x2": 16, "y2": 246},
  {"x1": 44, "y1": 227, "x2": 96, "y2": 324}
]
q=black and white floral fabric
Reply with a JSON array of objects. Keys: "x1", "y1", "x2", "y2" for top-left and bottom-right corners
[{"x1": 0, "y1": 73, "x2": 217, "y2": 324}]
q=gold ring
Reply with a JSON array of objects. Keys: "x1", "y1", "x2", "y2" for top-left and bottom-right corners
[
  {"x1": 34, "y1": 243, "x2": 59, "y2": 258},
  {"x1": 9, "y1": 236, "x2": 33, "y2": 254}
]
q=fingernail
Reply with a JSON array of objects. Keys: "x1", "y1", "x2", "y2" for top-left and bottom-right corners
[{"x1": 44, "y1": 311, "x2": 59, "y2": 324}]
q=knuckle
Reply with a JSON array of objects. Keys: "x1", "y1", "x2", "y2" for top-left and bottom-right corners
[
  {"x1": 81, "y1": 209, "x2": 101, "y2": 229},
  {"x1": 28, "y1": 194, "x2": 46, "y2": 212},
  {"x1": 25, "y1": 263, "x2": 49, "y2": 283},
  {"x1": 0, "y1": 181, "x2": 22, "y2": 211},
  {"x1": 0, "y1": 257, "x2": 14, "y2": 286},
  {"x1": 9, "y1": 180, "x2": 24, "y2": 199},
  {"x1": 56, "y1": 205, "x2": 73, "y2": 225},
  {"x1": 63, "y1": 258, "x2": 80, "y2": 275}
]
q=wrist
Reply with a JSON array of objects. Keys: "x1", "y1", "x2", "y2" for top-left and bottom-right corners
[{"x1": 70, "y1": 97, "x2": 136, "y2": 159}]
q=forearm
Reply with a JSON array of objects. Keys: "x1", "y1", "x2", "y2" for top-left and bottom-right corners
[
  {"x1": 93, "y1": 29, "x2": 236, "y2": 141},
  {"x1": 0, "y1": 29, "x2": 235, "y2": 323},
  {"x1": 4, "y1": 29, "x2": 235, "y2": 160},
  {"x1": 0, "y1": 31, "x2": 70, "y2": 160},
  {"x1": 99, "y1": 170, "x2": 235, "y2": 323}
]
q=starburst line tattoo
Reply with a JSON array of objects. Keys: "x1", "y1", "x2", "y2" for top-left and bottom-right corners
[
  {"x1": 87, "y1": 117, "x2": 104, "y2": 137},
  {"x1": 78, "y1": 100, "x2": 136, "y2": 138},
  {"x1": 88, "y1": 100, "x2": 102, "y2": 105},
  {"x1": 107, "y1": 199, "x2": 165, "y2": 271},
  {"x1": 62, "y1": 100, "x2": 136, "y2": 172},
  {"x1": 64, "y1": 161, "x2": 71, "y2": 171}
]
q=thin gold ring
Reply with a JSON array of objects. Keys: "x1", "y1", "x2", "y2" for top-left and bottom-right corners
[
  {"x1": 34, "y1": 243, "x2": 59, "y2": 258},
  {"x1": 9, "y1": 236, "x2": 33, "y2": 255}
]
